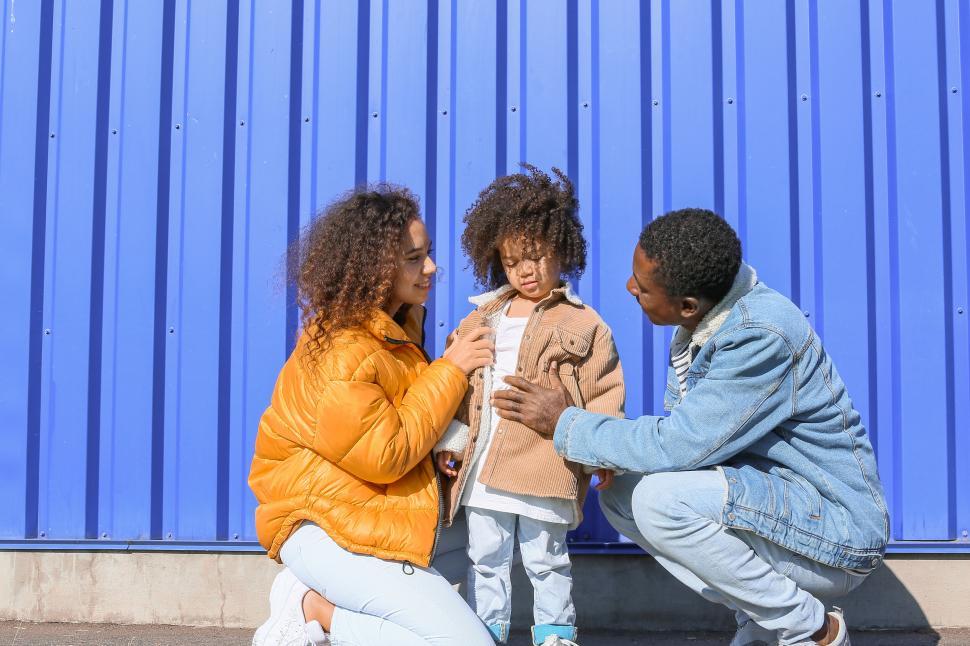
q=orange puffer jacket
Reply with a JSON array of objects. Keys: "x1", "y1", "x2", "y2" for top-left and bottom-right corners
[{"x1": 248, "y1": 306, "x2": 467, "y2": 566}]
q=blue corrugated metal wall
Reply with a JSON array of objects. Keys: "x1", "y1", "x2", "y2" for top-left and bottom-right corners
[{"x1": 1, "y1": 0, "x2": 968, "y2": 552}]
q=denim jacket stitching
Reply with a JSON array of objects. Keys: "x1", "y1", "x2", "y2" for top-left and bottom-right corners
[{"x1": 685, "y1": 328, "x2": 795, "y2": 470}]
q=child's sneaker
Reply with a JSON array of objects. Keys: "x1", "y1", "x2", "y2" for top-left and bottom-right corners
[
  {"x1": 252, "y1": 568, "x2": 328, "y2": 646},
  {"x1": 539, "y1": 638, "x2": 579, "y2": 646}
]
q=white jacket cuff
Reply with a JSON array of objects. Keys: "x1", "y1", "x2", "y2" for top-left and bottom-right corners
[{"x1": 434, "y1": 419, "x2": 469, "y2": 455}]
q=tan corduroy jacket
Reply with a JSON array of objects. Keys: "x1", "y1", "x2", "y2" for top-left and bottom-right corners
[{"x1": 435, "y1": 284, "x2": 625, "y2": 528}]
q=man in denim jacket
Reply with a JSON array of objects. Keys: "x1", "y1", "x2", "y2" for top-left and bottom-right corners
[{"x1": 494, "y1": 209, "x2": 889, "y2": 646}]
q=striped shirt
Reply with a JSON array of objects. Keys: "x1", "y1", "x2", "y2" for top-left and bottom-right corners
[{"x1": 671, "y1": 343, "x2": 692, "y2": 397}]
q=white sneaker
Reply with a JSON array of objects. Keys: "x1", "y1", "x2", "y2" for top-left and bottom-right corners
[
  {"x1": 730, "y1": 618, "x2": 777, "y2": 646},
  {"x1": 252, "y1": 568, "x2": 327, "y2": 646},
  {"x1": 540, "y1": 636, "x2": 579, "y2": 646}
]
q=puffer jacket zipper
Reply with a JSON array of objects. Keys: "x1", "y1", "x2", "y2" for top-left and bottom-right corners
[{"x1": 430, "y1": 468, "x2": 445, "y2": 563}]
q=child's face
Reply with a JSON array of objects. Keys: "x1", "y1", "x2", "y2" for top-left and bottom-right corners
[{"x1": 498, "y1": 236, "x2": 562, "y2": 301}]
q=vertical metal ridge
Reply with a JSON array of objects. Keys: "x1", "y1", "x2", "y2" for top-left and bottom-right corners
[
  {"x1": 216, "y1": 0, "x2": 240, "y2": 543},
  {"x1": 286, "y1": 0, "x2": 304, "y2": 355},
  {"x1": 859, "y1": 0, "x2": 879, "y2": 453},
  {"x1": 808, "y1": 0, "x2": 823, "y2": 337},
  {"x1": 354, "y1": 0, "x2": 370, "y2": 186},
  {"x1": 639, "y1": 0, "x2": 653, "y2": 418},
  {"x1": 85, "y1": 0, "x2": 116, "y2": 540},
  {"x1": 424, "y1": 0, "x2": 439, "y2": 350},
  {"x1": 590, "y1": 0, "x2": 600, "y2": 307},
  {"x1": 25, "y1": 0, "x2": 56, "y2": 540},
  {"x1": 734, "y1": 0, "x2": 747, "y2": 244},
  {"x1": 711, "y1": 0, "x2": 724, "y2": 217},
  {"x1": 150, "y1": 0, "x2": 177, "y2": 541},
  {"x1": 660, "y1": 0, "x2": 670, "y2": 213},
  {"x1": 566, "y1": 0, "x2": 578, "y2": 183},
  {"x1": 784, "y1": 0, "x2": 800, "y2": 305},
  {"x1": 378, "y1": 0, "x2": 388, "y2": 182},
  {"x1": 495, "y1": 0, "x2": 508, "y2": 178},
  {"x1": 519, "y1": 0, "x2": 527, "y2": 162},
  {"x1": 933, "y1": 0, "x2": 958, "y2": 536},
  {"x1": 882, "y1": 0, "x2": 903, "y2": 540},
  {"x1": 0, "y1": 0, "x2": 10, "y2": 176},
  {"x1": 447, "y1": 0, "x2": 457, "y2": 326}
]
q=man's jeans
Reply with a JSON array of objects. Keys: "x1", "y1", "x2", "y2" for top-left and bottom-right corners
[{"x1": 600, "y1": 470, "x2": 867, "y2": 645}]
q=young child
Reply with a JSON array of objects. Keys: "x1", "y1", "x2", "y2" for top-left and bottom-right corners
[{"x1": 434, "y1": 165, "x2": 625, "y2": 646}]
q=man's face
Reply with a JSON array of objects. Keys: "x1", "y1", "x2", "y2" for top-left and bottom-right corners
[{"x1": 626, "y1": 245, "x2": 691, "y2": 326}]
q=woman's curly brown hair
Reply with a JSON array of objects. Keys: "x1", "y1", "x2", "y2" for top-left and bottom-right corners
[
  {"x1": 461, "y1": 164, "x2": 586, "y2": 289},
  {"x1": 291, "y1": 185, "x2": 420, "y2": 365}
]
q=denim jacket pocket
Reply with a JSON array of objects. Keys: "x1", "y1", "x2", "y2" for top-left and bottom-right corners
[{"x1": 777, "y1": 467, "x2": 823, "y2": 521}]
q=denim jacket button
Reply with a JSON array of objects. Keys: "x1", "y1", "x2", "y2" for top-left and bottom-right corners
[
  {"x1": 871, "y1": 557, "x2": 879, "y2": 566},
  {"x1": 729, "y1": 477, "x2": 737, "y2": 484},
  {"x1": 728, "y1": 513, "x2": 736, "y2": 521}
]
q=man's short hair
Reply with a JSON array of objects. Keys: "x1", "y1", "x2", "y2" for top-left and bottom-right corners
[{"x1": 638, "y1": 208, "x2": 742, "y2": 303}]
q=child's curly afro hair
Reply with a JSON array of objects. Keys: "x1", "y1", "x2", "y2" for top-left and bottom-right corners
[{"x1": 461, "y1": 164, "x2": 587, "y2": 290}]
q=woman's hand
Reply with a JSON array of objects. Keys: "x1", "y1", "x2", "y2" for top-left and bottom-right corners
[
  {"x1": 435, "y1": 451, "x2": 460, "y2": 478},
  {"x1": 442, "y1": 327, "x2": 494, "y2": 374}
]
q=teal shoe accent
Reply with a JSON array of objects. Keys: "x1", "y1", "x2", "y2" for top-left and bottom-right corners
[
  {"x1": 487, "y1": 622, "x2": 509, "y2": 643},
  {"x1": 531, "y1": 624, "x2": 578, "y2": 644}
]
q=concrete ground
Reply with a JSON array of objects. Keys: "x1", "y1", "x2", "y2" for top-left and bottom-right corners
[{"x1": 0, "y1": 623, "x2": 964, "y2": 645}]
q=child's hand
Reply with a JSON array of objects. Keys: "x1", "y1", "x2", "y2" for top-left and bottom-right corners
[
  {"x1": 436, "y1": 451, "x2": 460, "y2": 478},
  {"x1": 593, "y1": 469, "x2": 614, "y2": 491}
]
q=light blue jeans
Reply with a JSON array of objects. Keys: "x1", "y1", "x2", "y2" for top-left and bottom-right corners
[
  {"x1": 465, "y1": 506, "x2": 577, "y2": 644},
  {"x1": 280, "y1": 521, "x2": 493, "y2": 646},
  {"x1": 599, "y1": 470, "x2": 867, "y2": 645}
]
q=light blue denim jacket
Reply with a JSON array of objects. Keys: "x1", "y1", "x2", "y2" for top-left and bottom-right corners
[{"x1": 553, "y1": 264, "x2": 889, "y2": 571}]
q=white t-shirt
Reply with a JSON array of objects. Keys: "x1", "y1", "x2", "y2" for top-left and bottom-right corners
[{"x1": 461, "y1": 310, "x2": 575, "y2": 525}]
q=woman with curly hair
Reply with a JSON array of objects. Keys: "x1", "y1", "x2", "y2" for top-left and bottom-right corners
[
  {"x1": 249, "y1": 186, "x2": 496, "y2": 646},
  {"x1": 432, "y1": 165, "x2": 625, "y2": 646}
]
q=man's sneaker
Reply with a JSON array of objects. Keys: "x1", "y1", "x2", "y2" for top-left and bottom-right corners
[
  {"x1": 540, "y1": 637, "x2": 579, "y2": 646},
  {"x1": 790, "y1": 607, "x2": 851, "y2": 646},
  {"x1": 730, "y1": 618, "x2": 777, "y2": 646},
  {"x1": 252, "y1": 568, "x2": 327, "y2": 646}
]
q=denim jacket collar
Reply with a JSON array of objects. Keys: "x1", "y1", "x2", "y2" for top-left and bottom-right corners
[{"x1": 672, "y1": 263, "x2": 758, "y2": 353}]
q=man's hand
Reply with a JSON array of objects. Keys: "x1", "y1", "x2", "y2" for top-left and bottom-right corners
[
  {"x1": 492, "y1": 362, "x2": 575, "y2": 437},
  {"x1": 593, "y1": 469, "x2": 614, "y2": 491},
  {"x1": 435, "y1": 451, "x2": 460, "y2": 478}
]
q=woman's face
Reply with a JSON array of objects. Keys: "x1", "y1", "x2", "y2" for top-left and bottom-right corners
[{"x1": 387, "y1": 219, "x2": 436, "y2": 315}]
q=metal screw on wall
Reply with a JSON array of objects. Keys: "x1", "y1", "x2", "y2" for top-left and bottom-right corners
[
  {"x1": 801, "y1": 94, "x2": 808, "y2": 102},
  {"x1": 874, "y1": 91, "x2": 882, "y2": 98},
  {"x1": 726, "y1": 97, "x2": 734, "y2": 105}
]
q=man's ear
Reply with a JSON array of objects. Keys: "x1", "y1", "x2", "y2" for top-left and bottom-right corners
[{"x1": 680, "y1": 296, "x2": 701, "y2": 319}]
